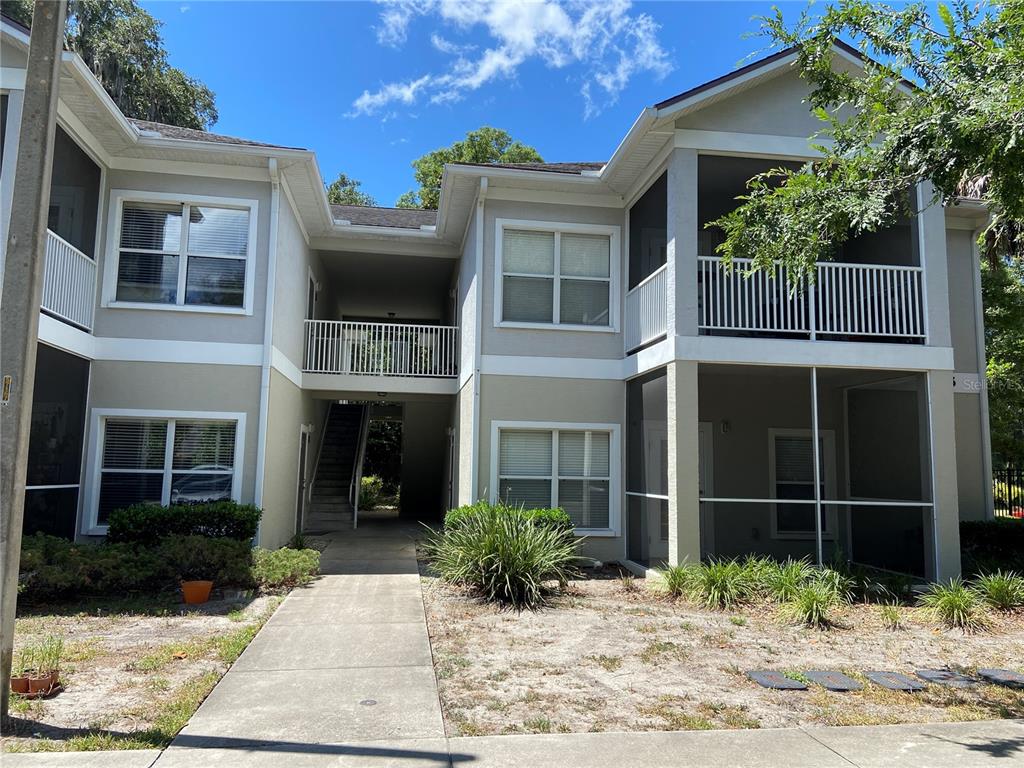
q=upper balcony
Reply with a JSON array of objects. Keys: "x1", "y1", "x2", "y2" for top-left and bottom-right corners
[
  {"x1": 303, "y1": 320, "x2": 458, "y2": 378},
  {"x1": 42, "y1": 228, "x2": 96, "y2": 332},
  {"x1": 624, "y1": 156, "x2": 925, "y2": 354}
]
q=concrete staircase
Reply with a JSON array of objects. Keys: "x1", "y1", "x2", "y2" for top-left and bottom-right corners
[{"x1": 307, "y1": 403, "x2": 365, "y2": 530}]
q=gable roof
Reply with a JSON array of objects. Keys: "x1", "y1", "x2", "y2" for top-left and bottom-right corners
[
  {"x1": 330, "y1": 204, "x2": 437, "y2": 229},
  {"x1": 451, "y1": 161, "x2": 605, "y2": 175},
  {"x1": 129, "y1": 119, "x2": 305, "y2": 150}
]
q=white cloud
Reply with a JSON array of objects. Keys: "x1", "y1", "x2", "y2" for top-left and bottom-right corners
[
  {"x1": 353, "y1": 0, "x2": 672, "y2": 118},
  {"x1": 179, "y1": 4, "x2": 190, "y2": 12}
]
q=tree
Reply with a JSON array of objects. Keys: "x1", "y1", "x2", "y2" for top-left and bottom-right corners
[
  {"x1": 396, "y1": 126, "x2": 543, "y2": 209},
  {"x1": 5, "y1": 0, "x2": 217, "y2": 130},
  {"x1": 326, "y1": 172, "x2": 377, "y2": 207},
  {"x1": 711, "y1": 1, "x2": 1024, "y2": 463}
]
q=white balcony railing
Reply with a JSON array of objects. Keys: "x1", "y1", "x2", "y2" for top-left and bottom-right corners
[
  {"x1": 304, "y1": 320, "x2": 459, "y2": 377},
  {"x1": 624, "y1": 264, "x2": 668, "y2": 351},
  {"x1": 42, "y1": 229, "x2": 96, "y2": 331},
  {"x1": 697, "y1": 257, "x2": 925, "y2": 341}
]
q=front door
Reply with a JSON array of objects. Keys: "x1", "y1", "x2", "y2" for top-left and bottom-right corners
[{"x1": 295, "y1": 429, "x2": 310, "y2": 534}]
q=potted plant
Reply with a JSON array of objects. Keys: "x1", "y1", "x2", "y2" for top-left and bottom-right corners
[
  {"x1": 178, "y1": 545, "x2": 214, "y2": 604},
  {"x1": 10, "y1": 647, "x2": 31, "y2": 695},
  {"x1": 13, "y1": 636, "x2": 63, "y2": 697}
]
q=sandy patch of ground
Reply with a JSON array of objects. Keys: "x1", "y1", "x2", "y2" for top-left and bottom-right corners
[
  {"x1": 422, "y1": 568, "x2": 1024, "y2": 736},
  {"x1": 3, "y1": 594, "x2": 279, "y2": 751}
]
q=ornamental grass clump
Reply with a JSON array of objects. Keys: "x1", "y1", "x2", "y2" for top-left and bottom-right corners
[
  {"x1": 973, "y1": 570, "x2": 1024, "y2": 611},
  {"x1": 658, "y1": 559, "x2": 753, "y2": 610},
  {"x1": 918, "y1": 578, "x2": 990, "y2": 632},
  {"x1": 761, "y1": 558, "x2": 816, "y2": 602},
  {"x1": 423, "y1": 503, "x2": 580, "y2": 609}
]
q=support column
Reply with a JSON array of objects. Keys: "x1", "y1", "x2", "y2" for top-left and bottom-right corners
[
  {"x1": 927, "y1": 370, "x2": 962, "y2": 581},
  {"x1": 917, "y1": 181, "x2": 952, "y2": 348},
  {"x1": 666, "y1": 147, "x2": 699, "y2": 338},
  {"x1": 667, "y1": 360, "x2": 701, "y2": 565}
]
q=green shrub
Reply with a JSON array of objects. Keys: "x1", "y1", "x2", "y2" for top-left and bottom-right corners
[
  {"x1": 960, "y1": 520, "x2": 1024, "y2": 575},
  {"x1": 657, "y1": 564, "x2": 693, "y2": 598},
  {"x1": 154, "y1": 535, "x2": 252, "y2": 584},
  {"x1": 973, "y1": 570, "x2": 1024, "y2": 611},
  {"x1": 106, "y1": 501, "x2": 261, "y2": 545},
  {"x1": 444, "y1": 501, "x2": 573, "y2": 532},
  {"x1": 667, "y1": 559, "x2": 753, "y2": 610},
  {"x1": 359, "y1": 475, "x2": 384, "y2": 510},
  {"x1": 761, "y1": 558, "x2": 815, "y2": 602},
  {"x1": 779, "y1": 571, "x2": 851, "y2": 629},
  {"x1": 424, "y1": 504, "x2": 581, "y2": 608},
  {"x1": 880, "y1": 603, "x2": 904, "y2": 631},
  {"x1": 18, "y1": 533, "x2": 253, "y2": 600},
  {"x1": 251, "y1": 547, "x2": 320, "y2": 592},
  {"x1": 918, "y1": 578, "x2": 990, "y2": 632}
]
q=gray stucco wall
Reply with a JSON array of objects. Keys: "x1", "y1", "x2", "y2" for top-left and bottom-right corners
[
  {"x1": 94, "y1": 170, "x2": 273, "y2": 344},
  {"x1": 955, "y1": 393, "x2": 988, "y2": 522},
  {"x1": 476, "y1": 374, "x2": 626, "y2": 562},
  {"x1": 480, "y1": 199, "x2": 627, "y2": 360},
  {"x1": 261, "y1": 368, "x2": 330, "y2": 548},
  {"x1": 945, "y1": 229, "x2": 982, "y2": 373}
]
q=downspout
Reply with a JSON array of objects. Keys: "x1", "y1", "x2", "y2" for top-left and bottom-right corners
[
  {"x1": 253, "y1": 157, "x2": 280, "y2": 544},
  {"x1": 470, "y1": 177, "x2": 487, "y2": 501}
]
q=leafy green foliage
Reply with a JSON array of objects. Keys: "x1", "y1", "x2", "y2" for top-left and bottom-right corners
[
  {"x1": 396, "y1": 126, "x2": 543, "y2": 209},
  {"x1": 960, "y1": 519, "x2": 1024, "y2": 574},
  {"x1": 974, "y1": 569, "x2": 1024, "y2": 610},
  {"x1": 18, "y1": 533, "x2": 252, "y2": 598},
  {"x1": 363, "y1": 419, "x2": 402, "y2": 490},
  {"x1": 712, "y1": 2, "x2": 1024, "y2": 457},
  {"x1": 15, "y1": 636, "x2": 64, "y2": 676},
  {"x1": 359, "y1": 475, "x2": 385, "y2": 510},
  {"x1": 325, "y1": 172, "x2": 377, "y2": 207},
  {"x1": 880, "y1": 603, "x2": 904, "y2": 630},
  {"x1": 918, "y1": 578, "x2": 990, "y2": 631},
  {"x1": 762, "y1": 557, "x2": 816, "y2": 602},
  {"x1": 657, "y1": 559, "x2": 753, "y2": 609},
  {"x1": 7, "y1": 0, "x2": 217, "y2": 129},
  {"x1": 443, "y1": 501, "x2": 573, "y2": 532},
  {"x1": 250, "y1": 547, "x2": 320, "y2": 592},
  {"x1": 106, "y1": 501, "x2": 261, "y2": 545},
  {"x1": 424, "y1": 503, "x2": 581, "y2": 608},
  {"x1": 780, "y1": 578, "x2": 846, "y2": 629}
]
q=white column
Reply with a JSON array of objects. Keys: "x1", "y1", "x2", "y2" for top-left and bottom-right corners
[
  {"x1": 0, "y1": 88, "x2": 25, "y2": 279},
  {"x1": 916, "y1": 181, "x2": 952, "y2": 348},
  {"x1": 666, "y1": 147, "x2": 699, "y2": 338},
  {"x1": 667, "y1": 359, "x2": 701, "y2": 565},
  {"x1": 927, "y1": 370, "x2": 962, "y2": 581}
]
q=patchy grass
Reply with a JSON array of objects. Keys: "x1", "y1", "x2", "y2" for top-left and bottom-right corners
[
  {"x1": 3, "y1": 596, "x2": 280, "y2": 752},
  {"x1": 422, "y1": 562, "x2": 1024, "y2": 736}
]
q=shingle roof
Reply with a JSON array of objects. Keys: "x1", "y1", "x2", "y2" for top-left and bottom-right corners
[
  {"x1": 452, "y1": 161, "x2": 605, "y2": 174},
  {"x1": 331, "y1": 204, "x2": 437, "y2": 229},
  {"x1": 130, "y1": 119, "x2": 306, "y2": 150}
]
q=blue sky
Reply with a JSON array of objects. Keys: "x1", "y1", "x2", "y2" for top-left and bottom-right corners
[{"x1": 142, "y1": 1, "x2": 797, "y2": 206}]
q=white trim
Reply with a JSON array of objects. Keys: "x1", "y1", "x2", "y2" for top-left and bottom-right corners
[
  {"x1": 301, "y1": 372, "x2": 459, "y2": 396},
  {"x1": 924, "y1": 373, "x2": 942, "y2": 580},
  {"x1": 97, "y1": 338, "x2": 262, "y2": 365},
  {"x1": 481, "y1": 354, "x2": 623, "y2": 380},
  {"x1": 101, "y1": 189, "x2": 259, "y2": 315},
  {"x1": 107, "y1": 157, "x2": 271, "y2": 182},
  {"x1": 37, "y1": 313, "x2": 97, "y2": 359},
  {"x1": 471, "y1": 178, "x2": 487, "y2": 501},
  {"x1": 271, "y1": 345, "x2": 303, "y2": 389},
  {"x1": 489, "y1": 419, "x2": 622, "y2": 537},
  {"x1": 494, "y1": 218, "x2": 621, "y2": 333},
  {"x1": 82, "y1": 408, "x2": 246, "y2": 535},
  {"x1": 675, "y1": 128, "x2": 826, "y2": 159},
  {"x1": 767, "y1": 427, "x2": 837, "y2": 541},
  {"x1": 485, "y1": 187, "x2": 624, "y2": 209},
  {"x1": 915, "y1": 183, "x2": 932, "y2": 344},
  {"x1": 0, "y1": 67, "x2": 25, "y2": 90}
]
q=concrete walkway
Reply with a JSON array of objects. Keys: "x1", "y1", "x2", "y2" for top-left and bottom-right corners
[{"x1": 152, "y1": 514, "x2": 446, "y2": 766}]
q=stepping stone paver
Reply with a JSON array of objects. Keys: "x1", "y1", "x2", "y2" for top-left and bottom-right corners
[
  {"x1": 977, "y1": 668, "x2": 1024, "y2": 689},
  {"x1": 916, "y1": 669, "x2": 977, "y2": 688},
  {"x1": 863, "y1": 671, "x2": 925, "y2": 691},
  {"x1": 805, "y1": 670, "x2": 863, "y2": 692},
  {"x1": 747, "y1": 670, "x2": 807, "y2": 690}
]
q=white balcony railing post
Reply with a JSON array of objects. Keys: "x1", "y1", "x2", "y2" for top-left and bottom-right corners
[
  {"x1": 41, "y1": 229, "x2": 96, "y2": 331},
  {"x1": 696, "y1": 256, "x2": 924, "y2": 342},
  {"x1": 303, "y1": 319, "x2": 459, "y2": 378},
  {"x1": 624, "y1": 263, "x2": 668, "y2": 352}
]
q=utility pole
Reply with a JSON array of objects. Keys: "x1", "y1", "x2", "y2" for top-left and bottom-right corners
[{"x1": 1, "y1": 0, "x2": 67, "y2": 725}]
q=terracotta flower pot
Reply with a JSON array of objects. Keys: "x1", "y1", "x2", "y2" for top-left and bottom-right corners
[
  {"x1": 27, "y1": 671, "x2": 58, "y2": 696},
  {"x1": 181, "y1": 580, "x2": 214, "y2": 604},
  {"x1": 10, "y1": 675, "x2": 30, "y2": 695}
]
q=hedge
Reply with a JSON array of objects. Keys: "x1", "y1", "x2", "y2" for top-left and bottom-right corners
[
  {"x1": 106, "y1": 501, "x2": 261, "y2": 545},
  {"x1": 444, "y1": 501, "x2": 573, "y2": 532},
  {"x1": 961, "y1": 519, "x2": 1024, "y2": 574}
]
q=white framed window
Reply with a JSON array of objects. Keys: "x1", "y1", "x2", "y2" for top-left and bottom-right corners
[
  {"x1": 83, "y1": 409, "x2": 246, "y2": 534},
  {"x1": 490, "y1": 420, "x2": 620, "y2": 535},
  {"x1": 103, "y1": 190, "x2": 258, "y2": 314},
  {"x1": 768, "y1": 428, "x2": 837, "y2": 540},
  {"x1": 494, "y1": 219, "x2": 620, "y2": 332}
]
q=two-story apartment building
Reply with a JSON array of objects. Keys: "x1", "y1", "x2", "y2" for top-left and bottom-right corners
[{"x1": 2, "y1": 17, "x2": 992, "y2": 581}]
